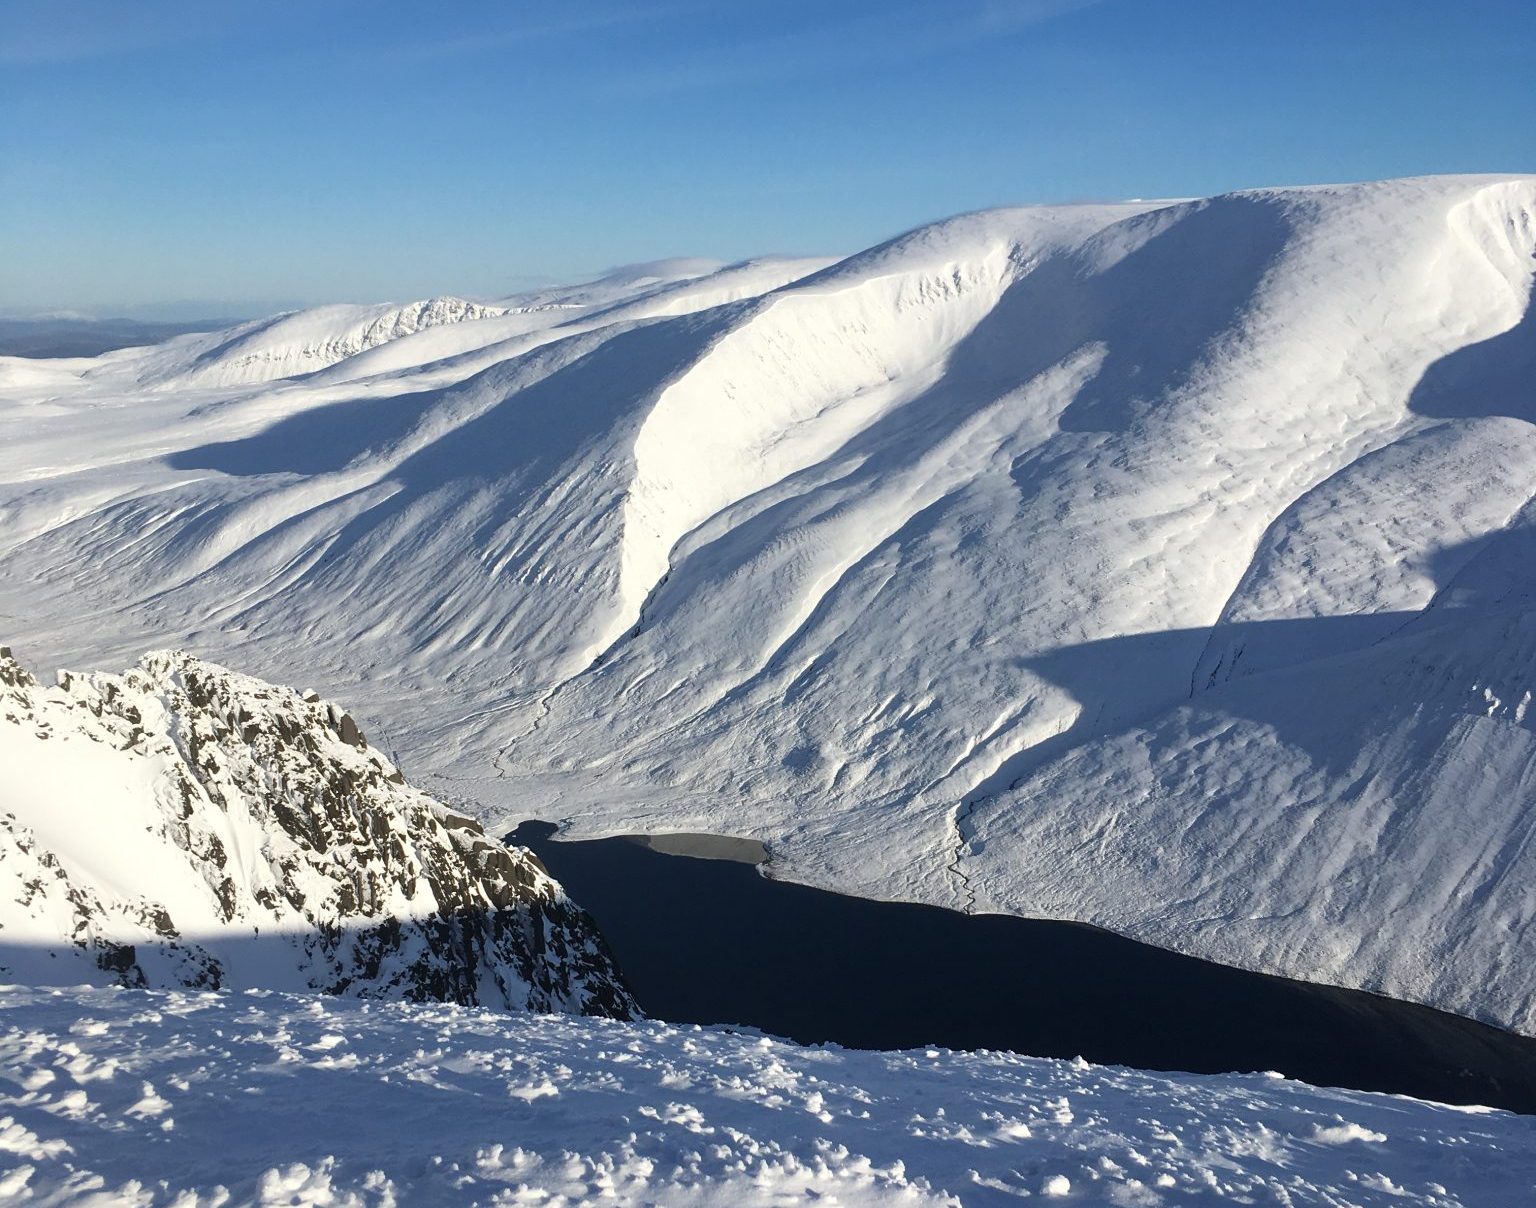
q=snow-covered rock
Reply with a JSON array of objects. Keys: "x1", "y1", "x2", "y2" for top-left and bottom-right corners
[
  {"x1": 0, "y1": 984, "x2": 1532, "y2": 1206},
  {"x1": 1, "y1": 173, "x2": 1534, "y2": 1033},
  {"x1": 0, "y1": 648, "x2": 636, "y2": 1018}
]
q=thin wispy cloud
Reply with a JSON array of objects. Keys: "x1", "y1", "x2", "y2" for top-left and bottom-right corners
[
  {"x1": 574, "y1": 0, "x2": 1107, "y2": 100},
  {"x1": 0, "y1": 1, "x2": 272, "y2": 66},
  {"x1": 973, "y1": 0, "x2": 1107, "y2": 33},
  {"x1": 0, "y1": 0, "x2": 1097, "y2": 75},
  {"x1": 359, "y1": 3, "x2": 709, "y2": 66}
]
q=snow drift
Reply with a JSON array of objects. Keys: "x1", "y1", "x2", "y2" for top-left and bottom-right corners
[{"x1": 1, "y1": 174, "x2": 1533, "y2": 1032}]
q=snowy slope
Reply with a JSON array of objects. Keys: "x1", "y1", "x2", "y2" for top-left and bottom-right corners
[
  {"x1": 0, "y1": 174, "x2": 1533, "y2": 1032},
  {"x1": 1, "y1": 985, "x2": 1533, "y2": 1206},
  {"x1": 0, "y1": 648, "x2": 635, "y2": 1017}
]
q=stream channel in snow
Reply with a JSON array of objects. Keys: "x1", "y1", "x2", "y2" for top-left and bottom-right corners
[{"x1": 507, "y1": 820, "x2": 1536, "y2": 1115}]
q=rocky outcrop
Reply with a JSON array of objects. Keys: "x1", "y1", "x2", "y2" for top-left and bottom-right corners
[{"x1": 0, "y1": 647, "x2": 636, "y2": 1018}]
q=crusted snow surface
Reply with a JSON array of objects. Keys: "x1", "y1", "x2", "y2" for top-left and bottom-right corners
[
  {"x1": 0, "y1": 649, "x2": 635, "y2": 1017},
  {"x1": 2, "y1": 175, "x2": 1535, "y2": 1031},
  {"x1": 0, "y1": 985, "x2": 1531, "y2": 1208}
]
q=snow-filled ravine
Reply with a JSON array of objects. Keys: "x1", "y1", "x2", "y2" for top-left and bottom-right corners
[
  {"x1": 3, "y1": 174, "x2": 1536, "y2": 1035},
  {"x1": 509, "y1": 823, "x2": 1536, "y2": 1115},
  {"x1": 1, "y1": 985, "x2": 1533, "y2": 1207}
]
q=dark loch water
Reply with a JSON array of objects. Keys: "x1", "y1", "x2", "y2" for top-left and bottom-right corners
[{"x1": 508, "y1": 820, "x2": 1536, "y2": 1113}]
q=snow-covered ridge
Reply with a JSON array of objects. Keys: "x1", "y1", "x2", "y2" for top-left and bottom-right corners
[
  {"x1": 1, "y1": 984, "x2": 1532, "y2": 1206},
  {"x1": 0, "y1": 647, "x2": 636, "y2": 1017},
  {"x1": 2, "y1": 173, "x2": 1534, "y2": 1035},
  {"x1": 151, "y1": 295, "x2": 511, "y2": 387}
]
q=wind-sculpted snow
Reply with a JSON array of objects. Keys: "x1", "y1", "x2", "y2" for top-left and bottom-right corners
[
  {"x1": 1, "y1": 175, "x2": 1534, "y2": 1032},
  {"x1": 0, "y1": 986, "x2": 1532, "y2": 1206},
  {"x1": 0, "y1": 649, "x2": 635, "y2": 1017},
  {"x1": 153, "y1": 296, "x2": 513, "y2": 388}
]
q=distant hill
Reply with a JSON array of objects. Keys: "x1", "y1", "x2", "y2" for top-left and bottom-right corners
[{"x1": 0, "y1": 316, "x2": 238, "y2": 358}]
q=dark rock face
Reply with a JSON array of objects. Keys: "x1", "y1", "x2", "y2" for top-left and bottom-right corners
[{"x1": 0, "y1": 648, "x2": 637, "y2": 1019}]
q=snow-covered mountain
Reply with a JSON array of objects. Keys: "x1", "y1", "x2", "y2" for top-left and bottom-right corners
[
  {"x1": 0, "y1": 647, "x2": 636, "y2": 1017},
  {"x1": 1, "y1": 174, "x2": 1533, "y2": 1032}
]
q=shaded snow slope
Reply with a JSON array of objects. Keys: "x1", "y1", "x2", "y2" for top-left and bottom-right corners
[
  {"x1": 1, "y1": 174, "x2": 1534, "y2": 1032},
  {"x1": 1, "y1": 985, "x2": 1533, "y2": 1206},
  {"x1": 0, "y1": 649, "x2": 635, "y2": 1017}
]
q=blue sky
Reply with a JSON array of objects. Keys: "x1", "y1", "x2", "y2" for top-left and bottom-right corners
[{"x1": 3, "y1": 0, "x2": 1532, "y2": 316}]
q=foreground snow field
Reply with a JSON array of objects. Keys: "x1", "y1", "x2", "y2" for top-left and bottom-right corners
[
  {"x1": 0, "y1": 986, "x2": 1532, "y2": 1207},
  {"x1": 3, "y1": 174, "x2": 1535, "y2": 1032}
]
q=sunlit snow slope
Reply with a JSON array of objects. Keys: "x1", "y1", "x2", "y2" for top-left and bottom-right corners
[{"x1": 1, "y1": 175, "x2": 1533, "y2": 1032}]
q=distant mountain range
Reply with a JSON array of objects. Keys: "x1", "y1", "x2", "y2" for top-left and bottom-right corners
[{"x1": 0, "y1": 317, "x2": 241, "y2": 359}]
